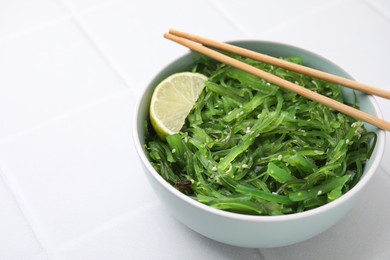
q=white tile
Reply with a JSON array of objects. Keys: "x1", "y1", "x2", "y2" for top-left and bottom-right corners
[
  {"x1": 368, "y1": 0, "x2": 390, "y2": 17},
  {"x1": 0, "y1": 90, "x2": 157, "y2": 247},
  {"x1": 210, "y1": 0, "x2": 333, "y2": 36},
  {"x1": 370, "y1": 0, "x2": 390, "y2": 8},
  {"x1": 77, "y1": 0, "x2": 246, "y2": 87},
  {"x1": 0, "y1": 19, "x2": 127, "y2": 140},
  {"x1": 244, "y1": 0, "x2": 390, "y2": 88},
  {"x1": 54, "y1": 203, "x2": 263, "y2": 260},
  {"x1": 31, "y1": 252, "x2": 51, "y2": 260},
  {"x1": 260, "y1": 168, "x2": 390, "y2": 260},
  {"x1": 0, "y1": 0, "x2": 68, "y2": 38},
  {"x1": 0, "y1": 0, "x2": 388, "y2": 258},
  {"x1": 62, "y1": 0, "x2": 121, "y2": 12},
  {"x1": 0, "y1": 172, "x2": 43, "y2": 260},
  {"x1": 375, "y1": 96, "x2": 390, "y2": 172},
  {"x1": 381, "y1": 136, "x2": 390, "y2": 173}
]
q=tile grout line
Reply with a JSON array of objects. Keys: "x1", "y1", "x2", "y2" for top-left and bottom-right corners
[
  {"x1": 0, "y1": 7, "x2": 125, "y2": 259},
  {"x1": 364, "y1": 0, "x2": 390, "y2": 23},
  {"x1": 74, "y1": 0, "x2": 123, "y2": 15},
  {"x1": 208, "y1": 0, "x2": 252, "y2": 38},
  {"x1": 57, "y1": 0, "x2": 135, "y2": 90},
  {"x1": 51, "y1": 200, "x2": 162, "y2": 254},
  {"x1": 379, "y1": 165, "x2": 390, "y2": 178},
  {"x1": 211, "y1": 0, "x2": 352, "y2": 39},
  {"x1": 263, "y1": 0, "x2": 357, "y2": 37},
  {"x1": 0, "y1": 15, "x2": 72, "y2": 44},
  {"x1": 0, "y1": 88, "x2": 134, "y2": 145},
  {"x1": 256, "y1": 250, "x2": 266, "y2": 260},
  {"x1": 0, "y1": 86, "x2": 135, "y2": 259},
  {"x1": 0, "y1": 164, "x2": 55, "y2": 259},
  {"x1": 0, "y1": 11, "x2": 84, "y2": 260}
]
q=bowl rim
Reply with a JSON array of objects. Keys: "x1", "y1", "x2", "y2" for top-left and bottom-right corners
[{"x1": 133, "y1": 39, "x2": 386, "y2": 222}]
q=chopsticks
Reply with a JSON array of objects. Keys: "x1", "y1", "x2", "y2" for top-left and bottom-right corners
[
  {"x1": 168, "y1": 29, "x2": 390, "y2": 100},
  {"x1": 164, "y1": 29, "x2": 390, "y2": 131}
]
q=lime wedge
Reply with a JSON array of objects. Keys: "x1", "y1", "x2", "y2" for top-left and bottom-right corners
[{"x1": 150, "y1": 72, "x2": 208, "y2": 139}]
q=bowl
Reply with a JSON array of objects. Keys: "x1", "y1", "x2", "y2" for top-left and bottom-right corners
[{"x1": 133, "y1": 40, "x2": 385, "y2": 248}]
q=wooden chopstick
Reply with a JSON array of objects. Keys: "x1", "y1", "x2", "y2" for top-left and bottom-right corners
[
  {"x1": 164, "y1": 31, "x2": 390, "y2": 131},
  {"x1": 169, "y1": 29, "x2": 390, "y2": 100}
]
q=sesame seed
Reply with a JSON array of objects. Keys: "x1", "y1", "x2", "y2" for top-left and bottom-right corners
[{"x1": 226, "y1": 164, "x2": 233, "y2": 173}]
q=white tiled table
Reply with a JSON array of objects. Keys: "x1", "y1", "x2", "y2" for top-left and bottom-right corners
[{"x1": 1, "y1": 1, "x2": 389, "y2": 259}]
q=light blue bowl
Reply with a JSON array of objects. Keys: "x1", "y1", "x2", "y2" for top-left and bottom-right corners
[{"x1": 133, "y1": 41, "x2": 385, "y2": 248}]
